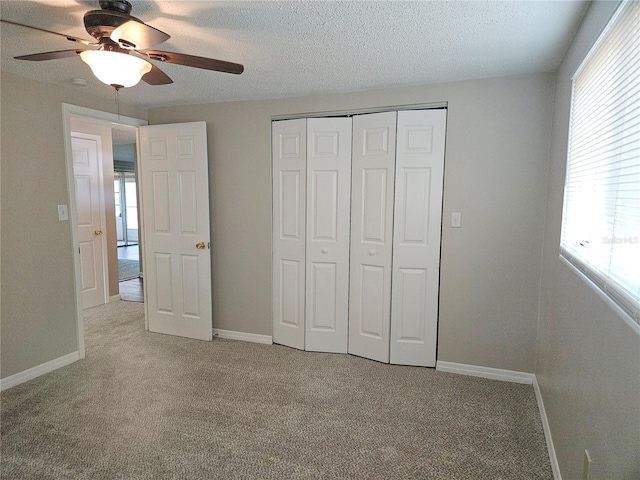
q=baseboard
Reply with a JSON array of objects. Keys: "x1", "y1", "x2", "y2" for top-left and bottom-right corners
[
  {"x1": 435, "y1": 361, "x2": 535, "y2": 384},
  {"x1": 212, "y1": 328, "x2": 273, "y2": 345},
  {"x1": 0, "y1": 351, "x2": 80, "y2": 392},
  {"x1": 109, "y1": 294, "x2": 121, "y2": 302},
  {"x1": 533, "y1": 376, "x2": 562, "y2": 480}
]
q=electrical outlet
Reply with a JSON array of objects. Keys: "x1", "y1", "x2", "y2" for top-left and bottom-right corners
[{"x1": 583, "y1": 450, "x2": 592, "y2": 480}]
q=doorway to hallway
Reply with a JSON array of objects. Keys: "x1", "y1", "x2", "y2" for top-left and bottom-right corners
[{"x1": 118, "y1": 245, "x2": 143, "y2": 302}]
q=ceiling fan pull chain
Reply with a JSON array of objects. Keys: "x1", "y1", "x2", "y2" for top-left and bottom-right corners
[{"x1": 114, "y1": 87, "x2": 120, "y2": 120}]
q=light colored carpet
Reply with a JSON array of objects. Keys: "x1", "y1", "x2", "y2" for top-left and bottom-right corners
[
  {"x1": 1, "y1": 301, "x2": 552, "y2": 479},
  {"x1": 118, "y1": 258, "x2": 139, "y2": 281}
]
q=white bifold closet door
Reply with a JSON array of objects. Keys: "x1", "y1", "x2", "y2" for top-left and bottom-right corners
[
  {"x1": 305, "y1": 117, "x2": 352, "y2": 353},
  {"x1": 348, "y1": 111, "x2": 397, "y2": 363},
  {"x1": 390, "y1": 109, "x2": 446, "y2": 367},
  {"x1": 272, "y1": 109, "x2": 446, "y2": 367},
  {"x1": 272, "y1": 119, "x2": 307, "y2": 350}
]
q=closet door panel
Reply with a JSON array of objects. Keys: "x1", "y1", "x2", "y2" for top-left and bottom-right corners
[
  {"x1": 348, "y1": 111, "x2": 397, "y2": 363},
  {"x1": 306, "y1": 117, "x2": 352, "y2": 353},
  {"x1": 272, "y1": 119, "x2": 306, "y2": 350},
  {"x1": 391, "y1": 109, "x2": 446, "y2": 367}
]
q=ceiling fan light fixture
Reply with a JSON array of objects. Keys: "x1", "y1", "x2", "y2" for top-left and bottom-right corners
[{"x1": 80, "y1": 50, "x2": 151, "y2": 88}]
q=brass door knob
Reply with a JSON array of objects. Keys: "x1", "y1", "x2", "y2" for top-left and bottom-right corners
[
  {"x1": 94, "y1": 229, "x2": 103, "y2": 235},
  {"x1": 196, "y1": 242, "x2": 206, "y2": 250}
]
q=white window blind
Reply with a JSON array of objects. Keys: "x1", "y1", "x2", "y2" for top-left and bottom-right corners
[{"x1": 561, "y1": 0, "x2": 640, "y2": 324}]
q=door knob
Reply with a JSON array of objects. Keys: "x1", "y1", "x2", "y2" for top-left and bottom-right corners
[
  {"x1": 321, "y1": 248, "x2": 328, "y2": 254},
  {"x1": 196, "y1": 242, "x2": 206, "y2": 250},
  {"x1": 368, "y1": 249, "x2": 376, "y2": 255},
  {"x1": 94, "y1": 229, "x2": 102, "y2": 235}
]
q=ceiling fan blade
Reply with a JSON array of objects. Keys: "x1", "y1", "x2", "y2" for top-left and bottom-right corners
[
  {"x1": 0, "y1": 19, "x2": 96, "y2": 46},
  {"x1": 111, "y1": 20, "x2": 170, "y2": 50},
  {"x1": 15, "y1": 49, "x2": 88, "y2": 61},
  {"x1": 141, "y1": 64, "x2": 173, "y2": 86},
  {"x1": 145, "y1": 50, "x2": 244, "y2": 75}
]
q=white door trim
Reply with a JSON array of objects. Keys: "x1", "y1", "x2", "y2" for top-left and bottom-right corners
[{"x1": 62, "y1": 103, "x2": 147, "y2": 359}]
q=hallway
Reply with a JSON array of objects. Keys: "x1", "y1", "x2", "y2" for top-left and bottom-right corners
[{"x1": 118, "y1": 245, "x2": 142, "y2": 302}]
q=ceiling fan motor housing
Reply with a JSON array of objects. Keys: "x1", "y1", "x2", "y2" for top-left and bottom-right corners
[
  {"x1": 84, "y1": 1, "x2": 142, "y2": 43},
  {"x1": 99, "y1": 0, "x2": 132, "y2": 14}
]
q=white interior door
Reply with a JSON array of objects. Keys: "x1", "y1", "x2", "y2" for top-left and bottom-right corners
[
  {"x1": 272, "y1": 119, "x2": 307, "y2": 350},
  {"x1": 138, "y1": 122, "x2": 212, "y2": 341},
  {"x1": 72, "y1": 134, "x2": 107, "y2": 309},
  {"x1": 348, "y1": 112, "x2": 397, "y2": 363},
  {"x1": 390, "y1": 109, "x2": 447, "y2": 367},
  {"x1": 305, "y1": 117, "x2": 352, "y2": 353}
]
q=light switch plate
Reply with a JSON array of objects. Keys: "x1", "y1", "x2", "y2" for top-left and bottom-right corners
[
  {"x1": 451, "y1": 211, "x2": 461, "y2": 228},
  {"x1": 58, "y1": 204, "x2": 69, "y2": 221}
]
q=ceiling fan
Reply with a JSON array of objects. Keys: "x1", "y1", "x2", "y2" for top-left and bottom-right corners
[{"x1": 1, "y1": 0, "x2": 244, "y2": 90}]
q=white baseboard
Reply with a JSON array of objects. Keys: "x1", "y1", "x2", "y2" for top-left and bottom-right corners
[
  {"x1": 0, "y1": 351, "x2": 80, "y2": 392},
  {"x1": 212, "y1": 328, "x2": 272, "y2": 345},
  {"x1": 533, "y1": 377, "x2": 562, "y2": 480},
  {"x1": 109, "y1": 294, "x2": 121, "y2": 302},
  {"x1": 436, "y1": 361, "x2": 535, "y2": 384}
]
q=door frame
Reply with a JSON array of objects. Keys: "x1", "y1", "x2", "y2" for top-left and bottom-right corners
[{"x1": 62, "y1": 103, "x2": 147, "y2": 359}]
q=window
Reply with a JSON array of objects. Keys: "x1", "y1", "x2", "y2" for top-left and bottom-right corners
[{"x1": 561, "y1": 0, "x2": 640, "y2": 324}]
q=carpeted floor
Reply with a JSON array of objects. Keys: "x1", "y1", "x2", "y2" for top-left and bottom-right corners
[
  {"x1": 1, "y1": 301, "x2": 552, "y2": 479},
  {"x1": 118, "y1": 258, "x2": 139, "y2": 282}
]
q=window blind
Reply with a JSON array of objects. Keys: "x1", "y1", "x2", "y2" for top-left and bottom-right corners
[{"x1": 561, "y1": 0, "x2": 640, "y2": 323}]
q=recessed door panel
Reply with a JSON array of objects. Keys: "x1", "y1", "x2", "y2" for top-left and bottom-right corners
[
  {"x1": 399, "y1": 168, "x2": 430, "y2": 245},
  {"x1": 391, "y1": 110, "x2": 446, "y2": 367},
  {"x1": 152, "y1": 172, "x2": 170, "y2": 234},
  {"x1": 150, "y1": 137, "x2": 168, "y2": 160},
  {"x1": 362, "y1": 168, "x2": 387, "y2": 243},
  {"x1": 181, "y1": 255, "x2": 200, "y2": 317},
  {"x1": 79, "y1": 241, "x2": 97, "y2": 291},
  {"x1": 311, "y1": 170, "x2": 338, "y2": 241},
  {"x1": 360, "y1": 264, "x2": 385, "y2": 338},
  {"x1": 154, "y1": 252, "x2": 173, "y2": 314},
  {"x1": 395, "y1": 268, "x2": 427, "y2": 342},
  {"x1": 177, "y1": 136, "x2": 195, "y2": 159},
  {"x1": 280, "y1": 171, "x2": 302, "y2": 240},
  {"x1": 348, "y1": 111, "x2": 397, "y2": 364},
  {"x1": 279, "y1": 259, "x2": 302, "y2": 327},
  {"x1": 312, "y1": 131, "x2": 339, "y2": 157},
  {"x1": 306, "y1": 117, "x2": 352, "y2": 353},
  {"x1": 178, "y1": 171, "x2": 198, "y2": 235},
  {"x1": 309, "y1": 262, "x2": 337, "y2": 331},
  {"x1": 272, "y1": 119, "x2": 307, "y2": 350},
  {"x1": 74, "y1": 176, "x2": 93, "y2": 226},
  {"x1": 280, "y1": 132, "x2": 301, "y2": 158},
  {"x1": 363, "y1": 127, "x2": 390, "y2": 155}
]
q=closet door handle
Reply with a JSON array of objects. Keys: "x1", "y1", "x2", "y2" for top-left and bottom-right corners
[
  {"x1": 321, "y1": 248, "x2": 328, "y2": 254},
  {"x1": 368, "y1": 249, "x2": 376, "y2": 256}
]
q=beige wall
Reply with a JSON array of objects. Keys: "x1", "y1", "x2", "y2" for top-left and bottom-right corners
[
  {"x1": 149, "y1": 72, "x2": 555, "y2": 373},
  {"x1": 0, "y1": 72, "x2": 146, "y2": 379},
  {"x1": 537, "y1": 1, "x2": 640, "y2": 478}
]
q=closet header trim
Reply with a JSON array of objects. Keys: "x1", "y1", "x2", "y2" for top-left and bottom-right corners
[{"x1": 271, "y1": 102, "x2": 447, "y2": 121}]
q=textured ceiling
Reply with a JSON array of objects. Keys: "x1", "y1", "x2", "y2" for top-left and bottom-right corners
[{"x1": 0, "y1": 0, "x2": 590, "y2": 108}]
